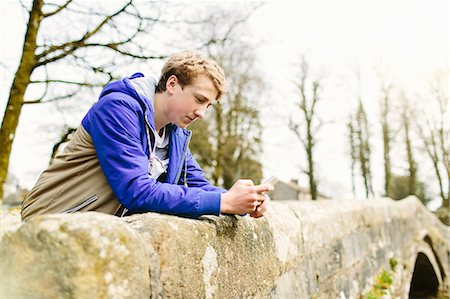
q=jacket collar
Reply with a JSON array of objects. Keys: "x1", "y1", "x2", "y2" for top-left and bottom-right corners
[{"x1": 122, "y1": 73, "x2": 192, "y2": 184}]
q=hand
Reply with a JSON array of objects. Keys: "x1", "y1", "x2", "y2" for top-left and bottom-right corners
[
  {"x1": 250, "y1": 193, "x2": 270, "y2": 218},
  {"x1": 220, "y1": 179, "x2": 274, "y2": 215}
]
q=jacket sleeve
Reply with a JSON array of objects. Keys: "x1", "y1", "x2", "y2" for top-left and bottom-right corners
[
  {"x1": 182, "y1": 149, "x2": 227, "y2": 193},
  {"x1": 82, "y1": 94, "x2": 221, "y2": 218}
]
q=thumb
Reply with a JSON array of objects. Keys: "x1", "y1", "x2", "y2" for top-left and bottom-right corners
[
  {"x1": 254, "y1": 183, "x2": 274, "y2": 193},
  {"x1": 237, "y1": 179, "x2": 254, "y2": 186}
]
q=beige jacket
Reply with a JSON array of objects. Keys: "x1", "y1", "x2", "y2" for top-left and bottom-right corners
[{"x1": 21, "y1": 126, "x2": 124, "y2": 221}]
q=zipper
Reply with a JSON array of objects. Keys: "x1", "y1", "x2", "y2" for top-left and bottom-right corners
[
  {"x1": 174, "y1": 130, "x2": 192, "y2": 185},
  {"x1": 144, "y1": 115, "x2": 157, "y2": 157},
  {"x1": 120, "y1": 208, "x2": 128, "y2": 217},
  {"x1": 61, "y1": 195, "x2": 98, "y2": 214},
  {"x1": 144, "y1": 114, "x2": 192, "y2": 185},
  {"x1": 115, "y1": 205, "x2": 129, "y2": 217}
]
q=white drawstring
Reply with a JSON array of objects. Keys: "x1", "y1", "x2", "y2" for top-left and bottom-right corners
[{"x1": 184, "y1": 159, "x2": 188, "y2": 187}]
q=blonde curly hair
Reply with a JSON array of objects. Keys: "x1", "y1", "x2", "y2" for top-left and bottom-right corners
[{"x1": 157, "y1": 50, "x2": 227, "y2": 99}]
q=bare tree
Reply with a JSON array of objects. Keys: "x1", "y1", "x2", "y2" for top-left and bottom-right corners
[
  {"x1": 190, "y1": 54, "x2": 265, "y2": 189},
  {"x1": 379, "y1": 80, "x2": 394, "y2": 198},
  {"x1": 417, "y1": 70, "x2": 449, "y2": 207},
  {"x1": 289, "y1": 57, "x2": 324, "y2": 200},
  {"x1": 189, "y1": 6, "x2": 265, "y2": 188},
  {"x1": 1, "y1": 1, "x2": 250, "y2": 199},
  {"x1": 399, "y1": 94, "x2": 418, "y2": 197},
  {"x1": 354, "y1": 100, "x2": 374, "y2": 198},
  {"x1": 0, "y1": 0, "x2": 171, "y2": 199},
  {"x1": 347, "y1": 113, "x2": 357, "y2": 197}
]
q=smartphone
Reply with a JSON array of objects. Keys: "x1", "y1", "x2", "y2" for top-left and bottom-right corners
[{"x1": 264, "y1": 175, "x2": 278, "y2": 186}]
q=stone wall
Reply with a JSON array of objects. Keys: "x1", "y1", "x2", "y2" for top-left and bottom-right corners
[{"x1": 1, "y1": 197, "x2": 448, "y2": 298}]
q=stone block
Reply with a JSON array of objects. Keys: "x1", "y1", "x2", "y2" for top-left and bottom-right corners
[{"x1": 0, "y1": 212, "x2": 150, "y2": 299}]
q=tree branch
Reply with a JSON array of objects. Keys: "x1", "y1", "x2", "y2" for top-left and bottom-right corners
[
  {"x1": 35, "y1": 0, "x2": 134, "y2": 65},
  {"x1": 30, "y1": 79, "x2": 105, "y2": 87},
  {"x1": 42, "y1": 0, "x2": 73, "y2": 18},
  {"x1": 49, "y1": 126, "x2": 77, "y2": 163},
  {"x1": 100, "y1": 43, "x2": 167, "y2": 60},
  {"x1": 24, "y1": 90, "x2": 79, "y2": 104},
  {"x1": 19, "y1": 0, "x2": 30, "y2": 13},
  {"x1": 198, "y1": 3, "x2": 263, "y2": 49}
]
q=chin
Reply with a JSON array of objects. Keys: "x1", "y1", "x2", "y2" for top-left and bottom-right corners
[
  {"x1": 182, "y1": 120, "x2": 195, "y2": 128},
  {"x1": 176, "y1": 122, "x2": 189, "y2": 128}
]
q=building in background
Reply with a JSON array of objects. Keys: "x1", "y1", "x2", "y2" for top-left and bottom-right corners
[{"x1": 268, "y1": 179, "x2": 327, "y2": 201}]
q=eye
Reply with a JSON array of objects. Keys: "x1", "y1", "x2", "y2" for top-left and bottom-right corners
[{"x1": 196, "y1": 97, "x2": 211, "y2": 107}]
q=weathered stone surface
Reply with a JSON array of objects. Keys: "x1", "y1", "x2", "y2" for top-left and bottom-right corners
[
  {"x1": 122, "y1": 196, "x2": 449, "y2": 298},
  {"x1": 1, "y1": 205, "x2": 21, "y2": 237},
  {"x1": 124, "y1": 212, "x2": 280, "y2": 298},
  {"x1": 1, "y1": 197, "x2": 448, "y2": 298},
  {"x1": 0, "y1": 212, "x2": 150, "y2": 299}
]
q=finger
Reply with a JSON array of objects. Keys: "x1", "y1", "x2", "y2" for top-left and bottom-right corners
[
  {"x1": 238, "y1": 179, "x2": 254, "y2": 186},
  {"x1": 258, "y1": 199, "x2": 267, "y2": 209},
  {"x1": 250, "y1": 208, "x2": 264, "y2": 218},
  {"x1": 257, "y1": 203, "x2": 266, "y2": 213},
  {"x1": 256, "y1": 194, "x2": 266, "y2": 203},
  {"x1": 250, "y1": 204, "x2": 267, "y2": 218},
  {"x1": 250, "y1": 211, "x2": 260, "y2": 218},
  {"x1": 258, "y1": 201, "x2": 269, "y2": 214},
  {"x1": 254, "y1": 183, "x2": 274, "y2": 193},
  {"x1": 249, "y1": 208, "x2": 261, "y2": 217},
  {"x1": 249, "y1": 202, "x2": 258, "y2": 214}
]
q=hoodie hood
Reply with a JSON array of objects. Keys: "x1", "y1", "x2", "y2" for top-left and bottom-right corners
[
  {"x1": 129, "y1": 74, "x2": 157, "y2": 110},
  {"x1": 98, "y1": 73, "x2": 157, "y2": 116}
]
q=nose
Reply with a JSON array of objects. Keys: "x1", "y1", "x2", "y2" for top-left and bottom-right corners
[{"x1": 194, "y1": 106, "x2": 206, "y2": 119}]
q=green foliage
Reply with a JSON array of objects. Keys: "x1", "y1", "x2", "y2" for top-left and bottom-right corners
[
  {"x1": 189, "y1": 25, "x2": 264, "y2": 189},
  {"x1": 190, "y1": 108, "x2": 263, "y2": 189},
  {"x1": 188, "y1": 120, "x2": 215, "y2": 174},
  {"x1": 364, "y1": 260, "x2": 398, "y2": 299},
  {"x1": 365, "y1": 270, "x2": 394, "y2": 299},
  {"x1": 389, "y1": 174, "x2": 432, "y2": 205},
  {"x1": 189, "y1": 43, "x2": 263, "y2": 189},
  {"x1": 433, "y1": 206, "x2": 450, "y2": 226},
  {"x1": 378, "y1": 270, "x2": 393, "y2": 287},
  {"x1": 389, "y1": 258, "x2": 398, "y2": 272}
]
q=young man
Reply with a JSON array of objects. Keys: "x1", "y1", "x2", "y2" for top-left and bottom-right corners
[{"x1": 21, "y1": 50, "x2": 272, "y2": 221}]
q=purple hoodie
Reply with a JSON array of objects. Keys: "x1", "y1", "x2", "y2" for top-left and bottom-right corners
[{"x1": 81, "y1": 73, "x2": 225, "y2": 218}]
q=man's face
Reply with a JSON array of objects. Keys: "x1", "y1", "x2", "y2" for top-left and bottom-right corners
[{"x1": 166, "y1": 75, "x2": 218, "y2": 128}]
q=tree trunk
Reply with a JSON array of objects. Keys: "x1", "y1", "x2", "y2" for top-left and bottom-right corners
[
  {"x1": 432, "y1": 155, "x2": 447, "y2": 206},
  {"x1": 429, "y1": 133, "x2": 447, "y2": 207},
  {"x1": 356, "y1": 101, "x2": 373, "y2": 199},
  {"x1": 306, "y1": 119, "x2": 317, "y2": 200},
  {"x1": 402, "y1": 104, "x2": 417, "y2": 197},
  {"x1": 0, "y1": 0, "x2": 42, "y2": 200},
  {"x1": 382, "y1": 122, "x2": 392, "y2": 197},
  {"x1": 347, "y1": 116, "x2": 357, "y2": 198},
  {"x1": 381, "y1": 91, "x2": 392, "y2": 198}
]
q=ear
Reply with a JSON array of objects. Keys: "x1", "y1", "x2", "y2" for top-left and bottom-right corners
[{"x1": 166, "y1": 75, "x2": 178, "y2": 95}]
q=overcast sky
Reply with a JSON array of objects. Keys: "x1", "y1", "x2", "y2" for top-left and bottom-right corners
[{"x1": 1, "y1": 1, "x2": 448, "y2": 205}]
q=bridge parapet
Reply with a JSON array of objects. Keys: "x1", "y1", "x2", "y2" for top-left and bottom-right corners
[{"x1": 1, "y1": 196, "x2": 448, "y2": 298}]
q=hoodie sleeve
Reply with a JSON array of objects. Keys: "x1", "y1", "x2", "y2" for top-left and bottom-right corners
[
  {"x1": 82, "y1": 93, "x2": 221, "y2": 218},
  {"x1": 182, "y1": 148, "x2": 227, "y2": 193}
]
